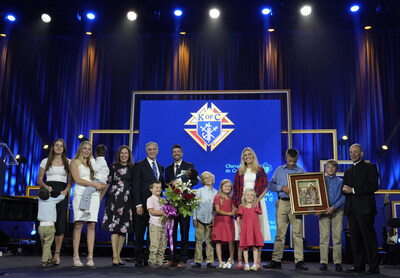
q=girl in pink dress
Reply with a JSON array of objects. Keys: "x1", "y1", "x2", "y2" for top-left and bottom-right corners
[
  {"x1": 236, "y1": 188, "x2": 264, "y2": 271},
  {"x1": 212, "y1": 179, "x2": 236, "y2": 268}
]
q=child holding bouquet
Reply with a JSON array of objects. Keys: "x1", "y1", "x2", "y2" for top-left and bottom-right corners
[
  {"x1": 192, "y1": 171, "x2": 218, "y2": 269},
  {"x1": 212, "y1": 179, "x2": 236, "y2": 268},
  {"x1": 236, "y1": 188, "x2": 264, "y2": 271}
]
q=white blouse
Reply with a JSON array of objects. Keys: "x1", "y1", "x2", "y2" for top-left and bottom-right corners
[{"x1": 40, "y1": 158, "x2": 71, "y2": 183}]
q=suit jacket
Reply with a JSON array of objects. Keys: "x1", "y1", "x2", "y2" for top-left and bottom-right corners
[
  {"x1": 343, "y1": 160, "x2": 379, "y2": 216},
  {"x1": 165, "y1": 160, "x2": 198, "y2": 187},
  {"x1": 133, "y1": 158, "x2": 165, "y2": 211}
]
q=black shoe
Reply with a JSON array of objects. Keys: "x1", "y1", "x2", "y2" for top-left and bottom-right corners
[
  {"x1": 207, "y1": 263, "x2": 216, "y2": 269},
  {"x1": 112, "y1": 262, "x2": 119, "y2": 266},
  {"x1": 345, "y1": 267, "x2": 365, "y2": 273},
  {"x1": 192, "y1": 263, "x2": 202, "y2": 269},
  {"x1": 144, "y1": 260, "x2": 149, "y2": 267},
  {"x1": 119, "y1": 261, "x2": 126, "y2": 266},
  {"x1": 263, "y1": 260, "x2": 281, "y2": 269},
  {"x1": 366, "y1": 267, "x2": 380, "y2": 274},
  {"x1": 295, "y1": 261, "x2": 308, "y2": 270},
  {"x1": 135, "y1": 260, "x2": 144, "y2": 267},
  {"x1": 335, "y1": 264, "x2": 343, "y2": 272},
  {"x1": 319, "y1": 263, "x2": 327, "y2": 271}
]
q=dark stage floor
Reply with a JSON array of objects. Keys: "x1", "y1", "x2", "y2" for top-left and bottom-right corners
[{"x1": 1, "y1": 255, "x2": 400, "y2": 277}]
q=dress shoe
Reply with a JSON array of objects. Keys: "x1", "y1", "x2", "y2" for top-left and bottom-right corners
[
  {"x1": 335, "y1": 264, "x2": 343, "y2": 272},
  {"x1": 119, "y1": 261, "x2": 126, "y2": 266},
  {"x1": 319, "y1": 263, "x2": 327, "y2": 271},
  {"x1": 295, "y1": 261, "x2": 308, "y2": 270},
  {"x1": 167, "y1": 260, "x2": 177, "y2": 267},
  {"x1": 366, "y1": 267, "x2": 380, "y2": 274},
  {"x1": 177, "y1": 261, "x2": 186, "y2": 268},
  {"x1": 262, "y1": 260, "x2": 281, "y2": 269},
  {"x1": 345, "y1": 267, "x2": 365, "y2": 273},
  {"x1": 207, "y1": 263, "x2": 216, "y2": 269},
  {"x1": 192, "y1": 263, "x2": 202, "y2": 269}
]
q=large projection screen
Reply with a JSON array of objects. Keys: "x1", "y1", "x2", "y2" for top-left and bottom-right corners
[{"x1": 135, "y1": 93, "x2": 288, "y2": 243}]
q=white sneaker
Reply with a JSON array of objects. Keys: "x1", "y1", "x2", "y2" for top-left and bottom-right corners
[
  {"x1": 250, "y1": 264, "x2": 259, "y2": 271},
  {"x1": 219, "y1": 262, "x2": 225, "y2": 268},
  {"x1": 223, "y1": 258, "x2": 233, "y2": 269},
  {"x1": 244, "y1": 264, "x2": 251, "y2": 271}
]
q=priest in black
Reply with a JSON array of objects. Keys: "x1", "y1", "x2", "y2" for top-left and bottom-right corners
[
  {"x1": 342, "y1": 143, "x2": 379, "y2": 274},
  {"x1": 165, "y1": 144, "x2": 199, "y2": 267}
]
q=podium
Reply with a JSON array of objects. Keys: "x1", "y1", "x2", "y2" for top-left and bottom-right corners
[{"x1": 0, "y1": 143, "x2": 18, "y2": 205}]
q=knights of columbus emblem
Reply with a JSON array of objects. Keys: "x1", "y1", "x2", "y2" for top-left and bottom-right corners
[{"x1": 184, "y1": 103, "x2": 234, "y2": 151}]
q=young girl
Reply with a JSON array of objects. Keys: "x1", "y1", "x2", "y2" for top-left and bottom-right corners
[
  {"x1": 237, "y1": 188, "x2": 264, "y2": 271},
  {"x1": 212, "y1": 179, "x2": 236, "y2": 268}
]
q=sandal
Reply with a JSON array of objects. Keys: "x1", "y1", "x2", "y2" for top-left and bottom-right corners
[
  {"x1": 223, "y1": 258, "x2": 234, "y2": 269},
  {"x1": 218, "y1": 262, "x2": 225, "y2": 268},
  {"x1": 52, "y1": 252, "x2": 60, "y2": 265},
  {"x1": 244, "y1": 264, "x2": 251, "y2": 271},
  {"x1": 236, "y1": 259, "x2": 243, "y2": 270},
  {"x1": 257, "y1": 261, "x2": 261, "y2": 270},
  {"x1": 250, "y1": 264, "x2": 259, "y2": 271},
  {"x1": 73, "y1": 256, "x2": 83, "y2": 267},
  {"x1": 41, "y1": 262, "x2": 48, "y2": 268},
  {"x1": 87, "y1": 256, "x2": 94, "y2": 267}
]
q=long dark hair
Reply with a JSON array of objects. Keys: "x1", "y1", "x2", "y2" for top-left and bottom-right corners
[
  {"x1": 45, "y1": 138, "x2": 70, "y2": 175},
  {"x1": 115, "y1": 145, "x2": 133, "y2": 167}
]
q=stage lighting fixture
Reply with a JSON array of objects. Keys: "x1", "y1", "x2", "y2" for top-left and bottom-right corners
[
  {"x1": 381, "y1": 145, "x2": 389, "y2": 151},
  {"x1": 341, "y1": 135, "x2": 348, "y2": 141},
  {"x1": 78, "y1": 134, "x2": 84, "y2": 139},
  {"x1": 300, "y1": 5, "x2": 312, "y2": 16},
  {"x1": 262, "y1": 8, "x2": 272, "y2": 15},
  {"x1": 6, "y1": 14, "x2": 16, "y2": 22},
  {"x1": 31, "y1": 223, "x2": 36, "y2": 236},
  {"x1": 350, "y1": 5, "x2": 360, "y2": 13},
  {"x1": 0, "y1": 34, "x2": 6, "y2": 37},
  {"x1": 268, "y1": 28, "x2": 275, "y2": 32},
  {"x1": 43, "y1": 144, "x2": 49, "y2": 150},
  {"x1": 127, "y1": 11, "x2": 137, "y2": 21},
  {"x1": 86, "y1": 12, "x2": 96, "y2": 20},
  {"x1": 41, "y1": 13, "x2": 51, "y2": 23},
  {"x1": 209, "y1": 8, "x2": 220, "y2": 19},
  {"x1": 364, "y1": 25, "x2": 372, "y2": 30},
  {"x1": 180, "y1": 31, "x2": 186, "y2": 35},
  {"x1": 16, "y1": 154, "x2": 27, "y2": 164},
  {"x1": 174, "y1": 9, "x2": 183, "y2": 17},
  {"x1": 78, "y1": 135, "x2": 89, "y2": 143},
  {"x1": 86, "y1": 32, "x2": 92, "y2": 35}
]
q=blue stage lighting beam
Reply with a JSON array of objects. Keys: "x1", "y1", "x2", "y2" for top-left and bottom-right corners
[
  {"x1": 350, "y1": 5, "x2": 360, "y2": 13},
  {"x1": 6, "y1": 14, "x2": 16, "y2": 22},
  {"x1": 174, "y1": 9, "x2": 183, "y2": 17},
  {"x1": 86, "y1": 12, "x2": 96, "y2": 20}
]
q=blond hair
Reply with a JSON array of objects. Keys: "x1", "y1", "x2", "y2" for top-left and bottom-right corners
[
  {"x1": 74, "y1": 141, "x2": 94, "y2": 180},
  {"x1": 218, "y1": 179, "x2": 232, "y2": 205},
  {"x1": 200, "y1": 171, "x2": 215, "y2": 186},
  {"x1": 238, "y1": 147, "x2": 260, "y2": 175},
  {"x1": 241, "y1": 188, "x2": 257, "y2": 206}
]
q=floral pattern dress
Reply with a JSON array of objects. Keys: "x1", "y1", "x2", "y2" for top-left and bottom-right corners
[{"x1": 102, "y1": 163, "x2": 133, "y2": 233}]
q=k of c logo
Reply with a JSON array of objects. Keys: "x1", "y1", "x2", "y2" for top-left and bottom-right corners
[{"x1": 184, "y1": 103, "x2": 234, "y2": 151}]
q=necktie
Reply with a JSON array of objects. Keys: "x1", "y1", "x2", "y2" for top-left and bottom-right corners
[
  {"x1": 152, "y1": 161, "x2": 158, "y2": 180},
  {"x1": 175, "y1": 164, "x2": 180, "y2": 177}
]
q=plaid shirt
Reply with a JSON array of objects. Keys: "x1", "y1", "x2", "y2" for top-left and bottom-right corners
[{"x1": 232, "y1": 166, "x2": 268, "y2": 208}]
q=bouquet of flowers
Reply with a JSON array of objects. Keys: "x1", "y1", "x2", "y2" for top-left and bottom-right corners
[{"x1": 159, "y1": 178, "x2": 201, "y2": 254}]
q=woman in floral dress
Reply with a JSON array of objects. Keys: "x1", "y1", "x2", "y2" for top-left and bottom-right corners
[{"x1": 102, "y1": 145, "x2": 133, "y2": 266}]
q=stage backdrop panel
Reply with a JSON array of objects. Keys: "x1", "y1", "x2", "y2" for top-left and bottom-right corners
[{"x1": 138, "y1": 99, "x2": 281, "y2": 242}]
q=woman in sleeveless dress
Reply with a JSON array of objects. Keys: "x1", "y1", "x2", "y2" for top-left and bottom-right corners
[
  {"x1": 37, "y1": 138, "x2": 72, "y2": 265},
  {"x1": 232, "y1": 147, "x2": 270, "y2": 269},
  {"x1": 70, "y1": 141, "x2": 106, "y2": 267}
]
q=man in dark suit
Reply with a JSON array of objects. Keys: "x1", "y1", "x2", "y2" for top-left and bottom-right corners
[
  {"x1": 165, "y1": 144, "x2": 198, "y2": 268},
  {"x1": 133, "y1": 142, "x2": 165, "y2": 267},
  {"x1": 342, "y1": 143, "x2": 379, "y2": 274}
]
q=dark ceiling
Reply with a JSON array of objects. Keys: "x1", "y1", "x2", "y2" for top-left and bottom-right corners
[{"x1": 1, "y1": 0, "x2": 399, "y2": 35}]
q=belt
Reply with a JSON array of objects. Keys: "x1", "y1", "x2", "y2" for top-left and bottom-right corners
[{"x1": 278, "y1": 197, "x2": 290, "y2": 201}]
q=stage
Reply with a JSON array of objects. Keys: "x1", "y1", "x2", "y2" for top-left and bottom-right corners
[{"x1": 0, "y1": 255, "x2": 400, "y2": 277}]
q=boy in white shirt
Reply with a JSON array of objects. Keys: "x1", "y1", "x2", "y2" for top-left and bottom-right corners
[{"x1": 79, "y1": 144, "x2": 110, "y2": 212}]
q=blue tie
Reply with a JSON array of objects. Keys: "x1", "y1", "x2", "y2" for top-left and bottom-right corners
[{"x1": 152, "y1": 161, "x2": 158, "y2": 180}]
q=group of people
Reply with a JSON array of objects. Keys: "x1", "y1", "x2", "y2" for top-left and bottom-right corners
[{"x1": 36, "y1": 139, "x2": 380, "y2": 274}]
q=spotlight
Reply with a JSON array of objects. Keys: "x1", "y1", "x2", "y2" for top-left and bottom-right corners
[
  {"x1": 262, "y1": 8, "x2": 272, "y2": 15},
  {"x1": 16, "y1": 154, "x2": 27, "y2": 164},
  {"x1": 341, "y1": 135, "x2": 348, "y2": 141},
  {"x1": 268, "y1": 28, "x2": 275, "y2": 32},
  {"x1": 338, "y1": 135, "x2": 349, "y2": 146},
  {"x1": 86, "y1": 12, "x2": 96, "y2": 20},
  {"x1": 180, "y1": 31, "x2": 186, "y2": 35},
  {"x1": 41, "y1": 13, "x2": 51, "y2": 23},
  {"x1": 86, "y1": 32, "x2": 92, "y2": 35},
  {"x1": 300, "y1": 5, "x2": 312, "y2": 16},
  {"x1": 43, "y1": 144, "x2": 49, "y2": 150},
  {"x1": 0, "y1": 34, "x2": 6, "y2": 37},
  {"x1": 174, "y1": 9, "x2": 183, "y2": 17},
  {"x1": 350, "y1": 5, "x2": 360, "y2": 13},
  {"x1": 6, "y1": 14, "x2": 16, "y2": 22},
  {"x1": 78, "y1": 134, "x2": 84, "y2": 139},
  {"x1": 364, "y1": 25, "x2": 372, "y2": 30},
  {"x1": 78, "y1": 135, "x2": 89, "y2": 143},
  {"x1": 127, "y1": 11, "x2": 137, "y2": 21},
  {"x1": 209, "y1": 8, "x2": 220, "y2": 19},
  {"x1": 381, "y1": 145, "x2": 389, "y2": 151}
]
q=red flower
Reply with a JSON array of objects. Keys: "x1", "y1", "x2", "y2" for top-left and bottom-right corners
[
  {"x1": 171, "y1": 185, "x2": 175, "y2": 190},
  {"x1": 174, "y1": 189, "x2": 180, "y2": 194},
  {"x1": 183, "y1": 193, "x2": 190, "y2": 201}
]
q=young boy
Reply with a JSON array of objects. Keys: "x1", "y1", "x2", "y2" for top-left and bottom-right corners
[
  {"x1": 317, "y1": 159, "x2": 345, "y2": 272},
  {"x1": 79, "y1": 144, "x2": 109, "y2": 213},
  {"x1": 192, "y1": 171, "x2": 218, "y2": 269},
  {"x1": 146, "y1": 181, "x2": 167, "y2": 268},
  {"x1": 37, "y1": 186, "x2": 66, "y2": 267},
  {"x1": 264, "y1": 148, "x2": 308, "y2": 270}
]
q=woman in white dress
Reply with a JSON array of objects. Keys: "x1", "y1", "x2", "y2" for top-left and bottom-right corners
[
  {"x1": 70, "y1": 141, "x2": 106, "y2": 267},
  {"x1": 232, "y1": 147, "x2": 270, "y2": 269},
  {"x1": 37, "y1": 138, "x2": 72, "y2": 265}
]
